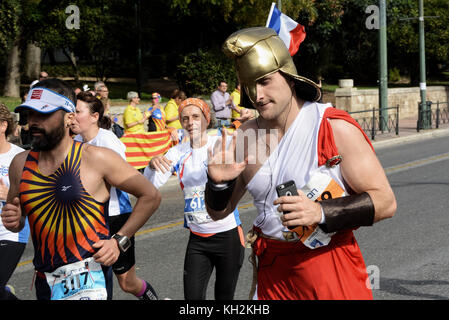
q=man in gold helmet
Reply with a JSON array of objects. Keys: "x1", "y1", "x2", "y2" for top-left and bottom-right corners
[{"x1": 204, "y1": 27, "x2": 396, "y2": 300}]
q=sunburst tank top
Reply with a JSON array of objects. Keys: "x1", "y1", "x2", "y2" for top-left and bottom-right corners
[{"x1": 19, "y1": 140, "x2": 109, "y2": 272}]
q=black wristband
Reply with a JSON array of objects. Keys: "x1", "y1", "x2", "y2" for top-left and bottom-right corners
[
  {"x1": 319, "y1": 192, "x2": 375, "y2": 233},
  {"x1": 205, "y1": 175, "x2": 237, "y2": 212}
]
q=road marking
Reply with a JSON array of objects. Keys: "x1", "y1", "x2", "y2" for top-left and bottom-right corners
[
  {"x1": 135, "y1": 221, "x2": 183, "y2": 236},
  {"x1": 384, "y1": 152, "x2": 449, "y2": 175},
  {"x1": 17, "y1": 203, "x2": 256, "y2": 269},
  {"x1": 18, "y1": 153, "x2": 448, "y2": 269},
  {"x1": 17, "y1": 259, "x2": 32, "y2": 267}
]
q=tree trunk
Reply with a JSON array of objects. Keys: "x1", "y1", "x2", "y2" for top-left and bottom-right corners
[
  {"x1": 25, "y1": 42, "x2": 41, "y2": 81},
  {"x1": 62, "y1": 48, "x2": 79, "y2": 84},
  {"x1": 3, "y1": 38, "x2": 21, "y2": 97}
]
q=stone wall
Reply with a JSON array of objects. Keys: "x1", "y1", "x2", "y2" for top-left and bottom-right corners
[{"x1": 334, "y1": 80, "x2": 449, "y2": 119}]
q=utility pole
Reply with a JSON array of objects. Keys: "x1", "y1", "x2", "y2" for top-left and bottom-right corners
[
  {"x1": 399, "y1": 1, "x2": 438, "y2": 130},
  {"x1": 135, "y1": 0, "x2": 142, "y2": 97},
  {"x1": 379, "y1": 0, "x2": 388, "y2": 132},
  {"x1": 418, "y1": 0, "x2": 428, "y2": 129}
]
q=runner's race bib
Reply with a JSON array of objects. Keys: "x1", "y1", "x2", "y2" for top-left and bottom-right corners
[
  {"x1": 184, "y1": 186, "x2": 213, "y2": 225},
  {"x1": 45, "y1": 257, "x2": 107, "y2": 300},
  {"x1": 283, "y1": 171, "x2": 345, "y2": 249}
]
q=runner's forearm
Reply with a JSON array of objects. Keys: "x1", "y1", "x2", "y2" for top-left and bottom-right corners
[{"x1": 116, "y1": 192, "x2": 161, "y2": 238}]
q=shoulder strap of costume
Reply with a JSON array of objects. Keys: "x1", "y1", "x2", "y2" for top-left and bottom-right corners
[{"x1": 317, "y1": 107, "x2": 374, "y2": 167}]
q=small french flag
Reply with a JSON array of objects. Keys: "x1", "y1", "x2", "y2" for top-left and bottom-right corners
[{"x1": 266, "y1": 2, "x2": 306, "y2": 56}]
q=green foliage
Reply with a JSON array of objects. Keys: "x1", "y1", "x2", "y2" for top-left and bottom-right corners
[
  {"x1": 0, "y1": 96, "x2": 21, "y2": 111},
  {"x1": 389, "y1": 68, "x2": 401, "y2": 83},
  {"x1": 175, "y1": 49, "x2": 236, "y2": 96},
  {"x1": 41, "y1": 64, "x2": 96, "y2": 77},
  {"x1": 3, "y1": 0, "x2": 449, "y2": 88},
  {"x1": 0, "y1": 0, "x2": 21, "y2": 51}
]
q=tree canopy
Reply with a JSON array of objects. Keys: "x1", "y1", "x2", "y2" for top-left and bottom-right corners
[{"x1": 1, "y1": 0, "x2": 449, "y2": 95}]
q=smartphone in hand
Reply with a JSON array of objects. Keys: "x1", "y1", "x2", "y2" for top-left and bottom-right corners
[{"x1": 276, "y1": 180, "x2": 299, "y2": 230}]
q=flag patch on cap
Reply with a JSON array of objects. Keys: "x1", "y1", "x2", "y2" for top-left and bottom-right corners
[{"x1": 30, "y1": 89, "x2": 43, "y2": 100}]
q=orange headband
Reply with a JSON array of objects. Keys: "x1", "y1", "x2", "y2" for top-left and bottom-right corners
[{"x1": 178, "y1": 98, "x2": 211, "y2": 125}]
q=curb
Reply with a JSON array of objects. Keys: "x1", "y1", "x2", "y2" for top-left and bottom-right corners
[{"x1": 372, "y1": 127, "x2": 449, "y2": 150}]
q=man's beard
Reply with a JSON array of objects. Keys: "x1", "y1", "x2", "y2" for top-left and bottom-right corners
[{"x1": 30, "y1": 119, "x2": 66, "y2": 152}]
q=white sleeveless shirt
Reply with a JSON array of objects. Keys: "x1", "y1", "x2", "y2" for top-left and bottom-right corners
[
  {"x1": 144, "y1": 135, "x2": 241, "y2": 235},
  {"x1": 0, "y1": 143, "x2": 30, "y2": 243},
  {"x1": 74, "y1": 129, "x2": 133, "y2": 217},
  {"x1": 246, "y1": 102, "x2": 348, "y2": 243}
]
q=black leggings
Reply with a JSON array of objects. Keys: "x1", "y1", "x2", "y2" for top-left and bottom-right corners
[
  {"x1": 183, "y1": 226, "x2": 245, "y2": 300},
  {"x1": 0, "y1": 240, "x2": 26, "y2": 300}
]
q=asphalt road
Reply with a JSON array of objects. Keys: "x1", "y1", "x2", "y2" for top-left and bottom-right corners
[{"x1": 7, "y1": 133, "x2": 449, "y2": 300}]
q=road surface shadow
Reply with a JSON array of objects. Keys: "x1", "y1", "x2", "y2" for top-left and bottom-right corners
[{"x1": 377, "y1": 277, "x2": 449, "y2": 300}]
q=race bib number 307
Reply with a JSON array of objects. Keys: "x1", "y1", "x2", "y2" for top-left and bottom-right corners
[{"x1": 45, "y1": 258, "x2": 107, "y2": 300}]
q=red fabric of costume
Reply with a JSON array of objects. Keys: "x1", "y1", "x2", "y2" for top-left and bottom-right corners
[
  {"x1": 255, "y1": 107, "x2": 375, "y2": 300},
  {"x1": 317, "y1": 107, "x2": 374, "y2": 167}
]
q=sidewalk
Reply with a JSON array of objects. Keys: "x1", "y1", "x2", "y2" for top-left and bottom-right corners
[{"x1": 370, "y1": 115, "x2": 449, "y2": 149}]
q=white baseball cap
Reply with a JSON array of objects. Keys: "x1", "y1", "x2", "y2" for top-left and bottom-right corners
[{"x1": 15, "y1": 87, "x2": 75, "y2": 114}]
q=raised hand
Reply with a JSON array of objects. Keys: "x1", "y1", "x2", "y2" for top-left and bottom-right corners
[{"x1": 207, "y1": 129, "x2": 248, "y2": 184}]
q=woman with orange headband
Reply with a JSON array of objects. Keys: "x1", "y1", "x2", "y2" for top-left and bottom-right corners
[{"x1": 143, "y1": 98, "x2": 244, "y2": 300}]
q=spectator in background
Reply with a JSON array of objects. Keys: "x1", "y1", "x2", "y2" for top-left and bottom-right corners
[
  {"x1": 100, "y1": 97, "x2": 111, "y2": 118},
  {"x1": 29, "y1": 71, "x2": 48, "y2": 89},
  {"x1": 210, "y1": 81, "x2": 233, "y2": 128},
  {"x1": 229, "y1": 82, "x2": 257, "y2": 126},
  {"x1": 17, "y1": 89, "x2": 32, "y2": 149},
  {"x1": 148, "y1": 92, "x2": 180, "y2": 143},
  {"x1": 97, "y1": 85, "x2": 109, "y2": 100},
  {"x1": 38, "y1": 71, "x2": 48, "y2": 82},
  {"x1": 147, "y1": 92, "x2": 166, "y2": 132},
  {"x1": 230, "y1": 82, "x2": 244, "y2": 123},
  {"x1": 123, "y1": 91, "x2": 148, "y2": 134},
  {"x1": 165, "y1": 89, "x2": 186, "y2": 130},
  {"x1": 94, "y1": 81, "x2": 105, "y2": 96},
  {"x1": 92, "y1": 82, "x2": 112, "y2": 127}
]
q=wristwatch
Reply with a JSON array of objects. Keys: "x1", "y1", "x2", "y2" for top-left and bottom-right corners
[{"x1": 112, "y1": 234, "x2": 131, "y2": 253}]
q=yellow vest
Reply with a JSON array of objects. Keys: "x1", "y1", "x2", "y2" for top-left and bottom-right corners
[
  {"x1": 164, "y1": 99, "x2": 182, "y2": 129},
  {"x1": 123, "y1": 104, "x2": 145, "y2": 133},
  {"x1": 230, "y1": 89, "x2": 243, "y2": 120}
]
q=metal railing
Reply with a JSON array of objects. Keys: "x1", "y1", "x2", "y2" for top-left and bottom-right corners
[
  {"x1": 417, "y1": 101, "x2": 449, "y2": 131},
  {"x1": 434, "y1": 101, "x2": 449, "y2": 129},
  {"x1": 349, "y1": 105, "x2": 399, "y2": 140}
]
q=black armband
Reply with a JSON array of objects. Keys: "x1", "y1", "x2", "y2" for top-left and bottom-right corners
[
  {"x1": 319, "y1": 192, "x2": 375, "y2": 233},
  {"x1": 205, "y1": 175, "x2": 237, "y2": 212}
]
